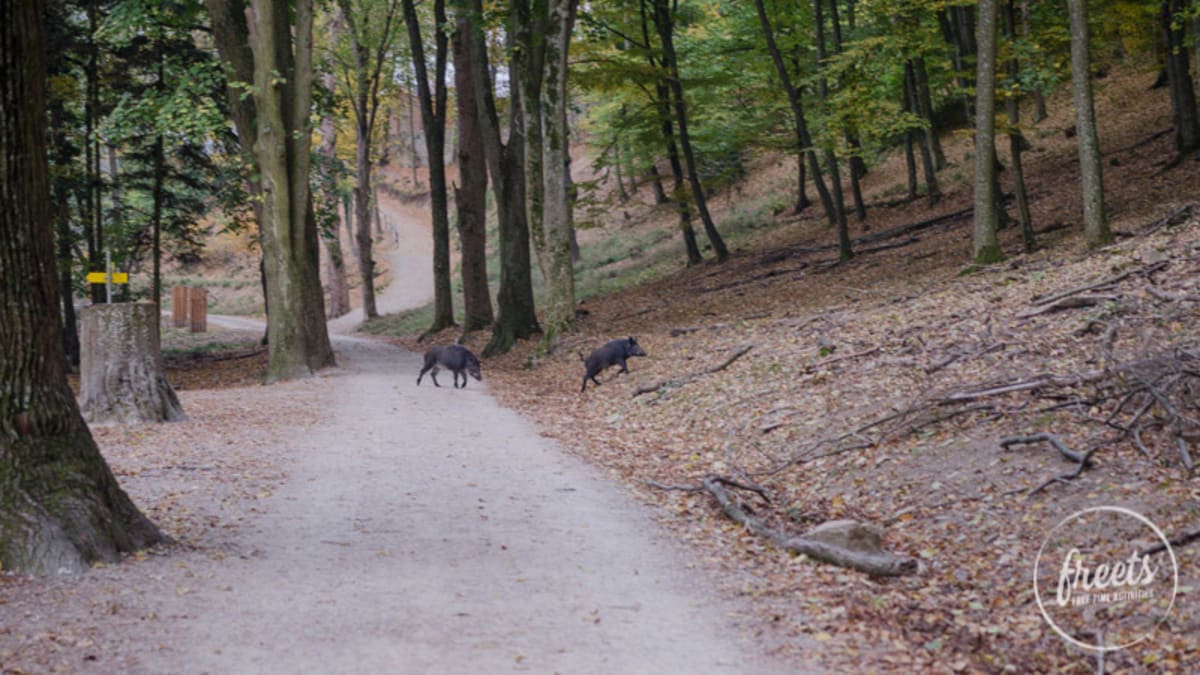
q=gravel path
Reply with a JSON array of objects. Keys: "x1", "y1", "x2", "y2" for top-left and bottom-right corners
[
  {"x1": 129, "y1": 336, "x2": 786, "y2": 673},
  {"x1": 0, "y1": 192, "x2": 800, "y2": 674}
]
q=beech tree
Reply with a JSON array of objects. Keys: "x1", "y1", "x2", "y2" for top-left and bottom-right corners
[
  {"x1": 1, "y1": 0, "x2": 164, "y2": 574},
  {"x1": 1067, "y1": 0, "x2": 1112, "y2": 248},
  {"x1": 461, "y1": 0, "x2": 539, "y2": 355},
  {"x1": 207, "y1": 0, "x2": 336, "y2": 381},
  {"x1": 335, "y1": 0, "x2": 402, "y2": 320},
  {"x1": 513, "y1": 0, "x2": 580, "y2": 340},
  {"x1": 972, "y1": 0, "x2": 1002, "y2": 264},
  {"x1": 401, "y1": 0, "x2": 455, "y2": 335},
  {"x1": 451, "y1": 12, "x2": 493, "y2": 331}
]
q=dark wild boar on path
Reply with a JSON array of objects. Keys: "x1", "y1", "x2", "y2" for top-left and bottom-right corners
[
  {"x1": 417, "y1": 345, "x2": 482, "y2": 389},
  {"x1": 580, "y1": 337, "x2": 647, "y2": 392}
]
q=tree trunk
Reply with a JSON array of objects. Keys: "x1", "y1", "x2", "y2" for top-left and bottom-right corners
[
  {"x1": 657, "y1": 81, "x2": 702, "y2": 266},
  {"x1": 1067, "y1": 0, "x2": 1112, "y2": 248},
  {"x1": 913, "y1": 57, "x2": 946, "y2": 170},
  {"x1": 452, "y1": 12, "x2": 494, "y2": 331},
  {"x1": 402, "y1": 0, "x2": 455, "y2": 334},
  {"x1": 1162, "y1": 0, "x2": 1200, "y2": 155},
  {"x1": 461, "y1": 0, "x2": 539, "y2": 356},
  {"x1": 337, "y1": 0, "x2": 383, "y2": 320},
  {"x1": 652, "y1": 0, "x2": 728, "y2": 262},
  {"x1": 78, "y1": 304, "x2": 185, "y2": 424},
  {"x1": 318, "y1": 71, "x2": 352, "y2": 319},
  {"x1": 828, "y1": 0, "x2": 867, "y2": 225},
  {"x1": 812, "y1": 0, "x2": 852, "y2": 261},
  {"x1": 973, "y1": 0, "x2": 1003, "y2": 263},
  {"x1": 0, "y1": 0, "x2": 165, "y2": 574},
  {"x1": 208, "y1": 0, "x2": 335, "y2": 381},
  {"x1": 648, "y1": 163, "x2": 668, "y2": 205},
  {"x1": 535, "y1": 0, "x2": 579, "y2": 341},
  {"x1": 753, "y1": 0, "x2": 834, "y2": 226},
  {"x1": 906, "y1": 62, "x2": 942, "y2": 206},
  {"x1": 1004, "y1": 0, "x2": 1035, "y2": 252}
]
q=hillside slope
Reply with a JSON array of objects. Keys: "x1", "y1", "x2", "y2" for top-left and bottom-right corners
[{"x1": 461, "y1": 68, "x2": 1200, "y2": 671}]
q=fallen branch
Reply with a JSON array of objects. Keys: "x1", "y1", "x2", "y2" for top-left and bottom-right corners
[
  {"x1": 1030, "y1": 261, "x2": 1168, "y2": 306},
  {"x1": 810, "y1": 345, "x2": 880, "y2": 370},
  {"x1": 1016, "y1": 294, "x2": 1119, "y2": 319},
  {"x1": 699, "y1": 475, "x2": 918, "y2": 576},
  {"x1": 633, "y1": 344, "x2": 754, "y2": 398},
  {"x1": 1140, "y1": 527, "x2": 1200, "y2": 557},
  {"x1": 708, "y1": 344, "x2": 755, "y2": 374},
  {"x1": 1001, "y1": 432, "x2": 1091, "y2": 465},
  {"x1": 1001, "y1": 434, "x2": 1103, "y2": 496}
]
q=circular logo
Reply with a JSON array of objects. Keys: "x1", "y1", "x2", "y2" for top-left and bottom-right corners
[{"x1": 1034, "y1": 506, "x2": 1178, "y2": 651}]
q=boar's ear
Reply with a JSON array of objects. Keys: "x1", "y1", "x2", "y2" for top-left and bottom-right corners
[{"x1": 629, "y1": 336, "x2": 636, "y2": 343}]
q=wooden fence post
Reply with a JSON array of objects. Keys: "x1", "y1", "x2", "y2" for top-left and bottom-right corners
[
  {"x1": 189, "y1": 287, "x2": 207, "y2": 333},
  {"x1": 172, "y1": 286, "x2": 189, "y2": 327}
]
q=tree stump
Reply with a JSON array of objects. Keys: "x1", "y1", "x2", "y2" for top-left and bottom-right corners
[{"x1": 79, "y1": 303, "x2": 186, "y2": 424}]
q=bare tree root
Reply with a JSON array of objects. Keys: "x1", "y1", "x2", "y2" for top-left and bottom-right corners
[
  {"x1": 1000, "y1": 434, "x2": 1104, "y2": 495},
  {"x1": 693, "y1": 475, "x2": 918, "y2": 577}
]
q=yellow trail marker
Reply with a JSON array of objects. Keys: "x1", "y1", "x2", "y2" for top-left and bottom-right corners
[{"x1": 86, "y1": 272, "x2": 129, "y2": 284}]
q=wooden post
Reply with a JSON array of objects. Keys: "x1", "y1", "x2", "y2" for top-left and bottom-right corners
[
  {"x1": 189, "y1": 287, "x2": 207, "y2": 333},
  {"x1": 172, "y1": 286, "x2": 189, "y2": 327},
  {"x1": 79, "y1": 303, "x2": 186, "y2": 424}
]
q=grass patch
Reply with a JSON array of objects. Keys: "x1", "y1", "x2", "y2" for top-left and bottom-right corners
[{"x1": 360, "y1": 302, "x2": 442, "y2": 337}]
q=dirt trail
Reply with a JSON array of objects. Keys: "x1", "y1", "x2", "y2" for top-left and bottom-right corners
[
  {"x1": 327, "y1": 192, "x2": 434, "y2": 334},
  {"x1": 0, "y1": 195, "x2": 799, "y2": 673},
  {"x1": 130, "y1": 337, "x2": 786, "y2": 673}
]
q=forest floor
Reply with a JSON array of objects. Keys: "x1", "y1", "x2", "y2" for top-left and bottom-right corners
[{"x1": 394, "y1": 67, "x2": 1200, "y2": 671}]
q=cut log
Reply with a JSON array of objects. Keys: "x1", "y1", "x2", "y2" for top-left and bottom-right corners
[
  {"x1": 79, "y1": 303, "x2": 186, "y2": 424},
  {"x1": 700, "y1": 476, "x2": 918, "y2": 577}
]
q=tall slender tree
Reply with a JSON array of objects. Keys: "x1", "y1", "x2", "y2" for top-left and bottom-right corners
[
  {"x1": 401, "y1": 0, "x2": 455, "y2": 334},
  {"x1": 651, "y1": 0, "x2": 729, "y2": 262},
  {"x1": 753, "y1": 0, "x2": 836, "y2": 230},
  {"x1": 811, "y1": 0, "x2": 851, "y2": 261},
  {"x1": 336, "y1": 0, "x2": 402, "y2": 320},
  {"x1": 973, "y1": 0, "x2": 1002, "y2": 263},
  {"x1": 461, "y1": 0, "x2": 539, "y2": 355},
  {"x1": 1161, "y1": 0, "x2": 1199, "y2": 156},
  {"x1": 1067, "y1": 0, "x2": 1111, "y2": 248},
  {"x1": 1, "y1": 0, "x2": 164, "y2": 574},
  {"x1": 451, "y1": 10, "x2": 493, "y2": 331}
]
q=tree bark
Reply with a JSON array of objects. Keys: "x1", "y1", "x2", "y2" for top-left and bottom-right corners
[
  {"x1": 913, "y1": 57, "x2": 946, "y2": 170},
  {"x1": 402, "y1": 0, "x2": 455, "y2": 333},
  {"x1": 452, "y1": 11, "x2": 494, "y2": 331},
  {"x1": 461, "y1": 0, "x2": 539, "y2": 355},
  {"x1": 973, "y1": 0, "x2": 1003, "y2": 263},
  {"x1": 906, "y1": 61, "x2": 941, "y2": 206},
  {"x1": 1004, "y1": 0, "x2": 1035, "y2": 252},
  {"x1": 317, "y1": 70, "x2": 352, "y2": 319},
  {"x1": 535, "y1": 0, "x2": 579, "y2": 341},
  {"x1": 1162, "y1": 0, "x2": 1200, "y2": 155},
  {"x1": 652, "y1": 0, "x2": 728, "y2": 262},
  {"x1": 1, "y1": 0, "x2": 165, "y2": 574},
  {"x1": 1067, "y1": 0, "x2": 1112, "y2": 247}
]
